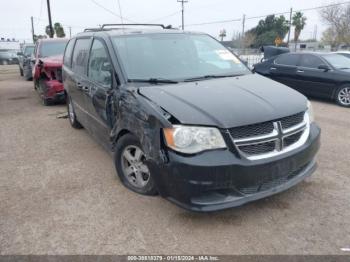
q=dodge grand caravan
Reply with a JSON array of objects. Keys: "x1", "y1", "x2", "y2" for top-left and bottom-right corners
[{"x1": 62, "y1": 24, "x2": 320, "y2": 212}]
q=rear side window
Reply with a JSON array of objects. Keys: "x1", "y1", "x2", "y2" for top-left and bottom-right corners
[
  {"x1": 88, "y1": 39, "x2": 112, "y2": 87},
  {"x1": 299, "y1": 54, "x2": 324, "y2": 69},
  {"x1": 72, "y1": 38, "x2": 91, "y2": 75},
  {"x1": 64, "y1": 39, "x2": 75, "y2": 68},
  {"x1": 275, "y1": 54, "x2": 299, "y2": 66}
]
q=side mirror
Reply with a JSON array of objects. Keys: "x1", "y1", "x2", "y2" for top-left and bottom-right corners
[{"x1": 318, "y1": 64, "x2": 330, "y2": 71}]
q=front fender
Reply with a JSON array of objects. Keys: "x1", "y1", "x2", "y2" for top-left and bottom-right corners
[{"x1": 110, "y1": 88, "x2": 172, "y2": 164}]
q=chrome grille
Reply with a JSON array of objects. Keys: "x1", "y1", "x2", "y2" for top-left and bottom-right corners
[
  {"x1": 229, "y1": 111, "x2": 309, "y2": 160},
  {"x1": 239, "y1": 141, "x2": 275, "y2": 155},
  {"x1": 283, "y1": 131, "x2": 303, "y2": 148},
  {"x1": 229, "y1": 121, "x2": 273, "y2": 139},
  {"x1": 280, "y1": 112, "x2": 305, "y2": 129}
]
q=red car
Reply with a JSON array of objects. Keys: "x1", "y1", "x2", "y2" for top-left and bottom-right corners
[{"x1": 32, "y1": 38, "x2": 68, "y2": 105}]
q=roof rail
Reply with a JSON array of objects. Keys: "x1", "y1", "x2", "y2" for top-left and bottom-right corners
[
  {"x1": 84, "y1": 28, "x2": 102, "y2": 32},
  {"x1": 101, "y1": 24, "x2": 167, "y2": 29}
]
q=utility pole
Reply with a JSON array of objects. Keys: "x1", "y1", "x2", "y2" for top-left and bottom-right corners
[
  {"x1": 314, "y1": 25, "x2": 318, "y2": 41},
  {"x1": 240, "y1": 14, "x2": 246, "y2": 49},
  {"x1": 69, "y1": 26, "x2": 72, "y2": 38},
  {"x1": 177, "y1": 0, "x2": 188, "y2": 30},
  {"x1": 31, "y1": 16, "x2": 35, "y2": 43},
  {"x1": 46, "y1": 0, "x2": 54, "y2": 38},
  {"x1": 287, "y1": 8, "x2": 293, "y2": 46}
]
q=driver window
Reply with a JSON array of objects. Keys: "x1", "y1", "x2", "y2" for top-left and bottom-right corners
[
  {"x1": 88, "y1": 39, "x2": 112, "y2": 87},
  {"x1": 299, "y1": 54, "x2": 324, "y2": 69}
]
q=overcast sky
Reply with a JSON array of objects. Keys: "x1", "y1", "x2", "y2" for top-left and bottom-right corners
[{"x1": 0, "y1": 0, "x2": 333, "y2": 42}]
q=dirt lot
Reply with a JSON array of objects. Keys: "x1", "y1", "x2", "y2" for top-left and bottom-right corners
[{"x1": 0, "y1": 65, "x2": 349, "y2": 255}]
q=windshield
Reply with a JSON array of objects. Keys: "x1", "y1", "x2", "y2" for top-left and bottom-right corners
[
  {"x1": 24, "y1": 46, "x2": 34, "y2": 56},
  {"x1": 322, "y1": 54, "x2": 350, "y2": 69},
  {"x1": 112, "y1": 33, "x2": 250, "y2": 81},
  {"x1": 39, "y1": 41, "x2": 68, "y2": 58}
]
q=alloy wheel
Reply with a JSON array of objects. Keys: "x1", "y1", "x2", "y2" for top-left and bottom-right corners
[
  {"x1": 121, "y1": 145, "x2": 150, "y2": 188},
  {"x1": 338, "y1": 87, "x2": 350, "y2": 106}
]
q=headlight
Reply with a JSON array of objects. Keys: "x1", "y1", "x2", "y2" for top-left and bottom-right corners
[
  {"x1": 163, "y1": 125, "x2": 226, "y2": 154},
  {"x1": 306, "y1": 100, "x2": 314, "y2": 123}
]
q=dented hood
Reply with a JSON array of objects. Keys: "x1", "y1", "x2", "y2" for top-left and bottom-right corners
[
  {"x1": 139, "y1": 74, "x2": 307, "y2": 128},
  {"x1": 40, "y1": 55, "x2": 63, "y2": 68}
]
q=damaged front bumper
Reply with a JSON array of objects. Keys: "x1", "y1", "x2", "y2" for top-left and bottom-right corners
[
  {"x1": 41, "y1": 79, "x2": 65, "y2": 101},
  {"x1": 149, "y1": 123, "x2": 320, "y2": 212}
]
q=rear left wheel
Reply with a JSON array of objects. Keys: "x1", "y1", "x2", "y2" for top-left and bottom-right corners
[
  {"x1": 67, "y1": 95, "x2": 83, "y2": 129},
  {"x1": 335, "y1": 86, "x2": 350, "y2": 107}
]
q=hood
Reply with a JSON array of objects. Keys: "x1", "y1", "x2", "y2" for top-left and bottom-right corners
[
  {"x1": 40, "y1": 55, "x2": 63, "y2": 68},
  {"x1": 139, "y1": 74, "x2": 307, "y2": 128}
]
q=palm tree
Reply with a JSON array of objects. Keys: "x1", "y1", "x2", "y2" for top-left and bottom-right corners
[{"x1": 292, "y1": 12, "x2": 307, "y2": 50}]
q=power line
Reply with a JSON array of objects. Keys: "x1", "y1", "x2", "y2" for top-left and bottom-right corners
[
  {"x1": 146, "y1": 10, "x2": 182, "y2": 23},
  {"x1": 32, "y1": 17, "x2": 85, "y2": 29},
  {"x1": 186, "y1": 0, "x2": 350, "y2": 27},
  {"x1": 89, "y1": 0, "x2": 136, "y2": 23},
  {"x1": 117, "y1": 0, "x2": 124, "y2": 24},
  {"x1": 187, "y1": 18, "x2": 241, "y2": 27}
]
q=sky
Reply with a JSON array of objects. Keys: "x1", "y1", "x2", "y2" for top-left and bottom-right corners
[{"x1": 0, "y1": 0, "x2": 335, "y2": 43}]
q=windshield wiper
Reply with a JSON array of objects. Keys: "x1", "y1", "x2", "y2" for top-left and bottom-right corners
[
  {"x1": 339, "y1": 67, "x2": 350, "y2": 70},
  {"x1": 184, "y1": 74, "x2": 244, "y2": 82},
  {"x1": 128, "y1": 78, "x2": 178, "y2": 84}
]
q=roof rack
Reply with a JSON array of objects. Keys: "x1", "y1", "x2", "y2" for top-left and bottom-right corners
[
  {"x1": 83, "y1": 28, "x2": 102, "y2": 32},
  {"x1": 83, "y1": 24, "x2": 174, "y2": 33},
  {"x1": 101, "y1": 24, "x2": 172, "y2": 29}
]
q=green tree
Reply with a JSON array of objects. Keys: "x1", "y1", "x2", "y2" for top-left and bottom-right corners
[
  {"x1": 247, "y1": 15, "x2": 290, "y2": 48},
  {"x1": 54, "y1": 23, "x2": 66, "y2": 38},
  {"x1": 292, "y1": 12, "x2": 307, "y2": 50},
  {"x1": 45, "y1": 22, "x2": 66, "y2": 38}
]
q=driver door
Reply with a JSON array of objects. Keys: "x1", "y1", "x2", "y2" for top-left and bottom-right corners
[{"x1": 83, "y1": 38, "x2": 117, "y2": 151}]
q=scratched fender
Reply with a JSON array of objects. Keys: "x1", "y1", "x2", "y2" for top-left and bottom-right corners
[{"x1": 110, "y1": 87, "x2": 173, "y2": 164}]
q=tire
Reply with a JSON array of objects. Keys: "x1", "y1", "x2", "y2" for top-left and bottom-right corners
[
  {"x1": 37, "y1": 80, "x2": 51, "y2": 106},
  {"x1": 67, "y1": 95, "x2": 83, "y2": 129},
  {"x1": 42, "y1": 97, "x2": 52, "y2": 106},
  {"x1": 335, "y1": 85, "x2": 350, "y2": 107},
  {"x1": 114, "y1": 134, "x2": 157, "y2": 196}
]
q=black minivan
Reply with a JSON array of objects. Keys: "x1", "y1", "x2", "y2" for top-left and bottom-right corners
[{"x1": 63, "y1": 24, "x2": 320, "y2": 212}]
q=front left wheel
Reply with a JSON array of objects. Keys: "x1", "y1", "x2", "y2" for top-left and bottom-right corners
[{"x1": 114, "y1": 134, "x2": 157, "y2": 196}]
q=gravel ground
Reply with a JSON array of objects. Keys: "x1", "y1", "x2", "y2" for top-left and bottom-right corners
[{"x1": 0, "y1": 65, "x2": 349, "y2": 255}]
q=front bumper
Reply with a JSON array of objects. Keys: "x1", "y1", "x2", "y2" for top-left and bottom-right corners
[
  {"x1": 149, "y1": 123, "x2": 321, "y2": 212},
  {"x1": 42, "y1": 79, "x2": 65, "y2": 101}
]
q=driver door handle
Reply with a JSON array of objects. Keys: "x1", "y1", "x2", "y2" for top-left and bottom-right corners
[
  {"x1": 297, "y1": 70, "x2": 304, "y2": 73},
  {"x1": 76, "y1": 82, "x2": 89, "y2": 92}
]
